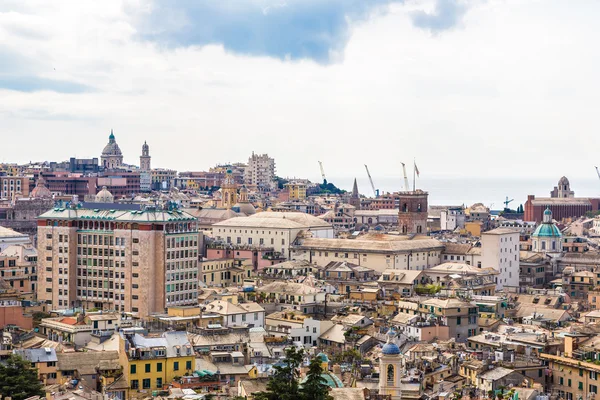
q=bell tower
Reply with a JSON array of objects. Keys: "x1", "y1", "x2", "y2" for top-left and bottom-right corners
[
  {"x1": 221, "y1": 169, "x2": 238, "y2": 209},
  {"x1": 379, "y1": 338, "x2": 403, "y2": 400},
  {"x1": 140, "y1": 141, "x2": 151, "y2": 171},
  {"x1": 398, "y1": 190, "x2": 428, "y2": 235}
]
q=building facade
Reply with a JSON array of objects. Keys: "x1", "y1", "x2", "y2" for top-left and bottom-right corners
[
  {"x1": 480, "y1": 228, "x2": 520, "y2": 289},
  {"x1": 36, "y1": 205, "x2": 200, "y2": 317},
  {"x1": 140, "y1": 141, "x2": 151, "y2": 192},
  {"x1": 244, "y1": 153, "x2": 275, "y2": 190},
  {"x1": 398, "y1": 190, "x2": 428, "y2": 234},
  {"x1": 0, "y1": 176, "x2": 30, "y2": 199}
]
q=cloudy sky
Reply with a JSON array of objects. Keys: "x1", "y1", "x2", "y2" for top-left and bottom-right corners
[{"x1": 1, "y1": 0, "x2": 599, "y2": 188}]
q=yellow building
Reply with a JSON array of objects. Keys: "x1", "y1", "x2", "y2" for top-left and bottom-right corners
[
  {"x1": 464, "y1": 221, "x2": 482, "y2": 236},
  {"x1": 199, "y1": 258, "x2": 253, "y2": 287},
  {"x1": 285, "y1": 182, "x2": 307, "y2": 200},
  {"x1": 120, "y1": 331, "x2": 195, "y2": 397},
  {"x1": 541, "y1": 335, "x2": 600, "y2": 400}
]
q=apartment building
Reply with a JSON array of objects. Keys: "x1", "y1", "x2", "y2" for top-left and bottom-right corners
[
  {"x1": 417, "y1": 298, "x2": 478, "y2": 342},
  {"x1": 244, "y1": 153, "x2": 275, "y2": 190},
  {"x1": 480, "y1": 228, "x2": 520, "y2": 289},
  {"x1": 541, "y1": 335, "x2": 600, "y2": 400},
  {"x1": 199, "y1": 258, "x2": 252, "y2": 287},
  {"x1": 0, "y1": 176, "x2": 30, "y2": 198},
  {"x1": 37, "y1": 205, "x2": 200, "y2": 317},
  {"x1": 0, "y1": 244, "x2": 37, "y2": 294}
]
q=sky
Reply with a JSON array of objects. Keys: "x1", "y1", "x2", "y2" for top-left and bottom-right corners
[{"x1": 1, "y1": 0, "x2": 600, "y2": 192}]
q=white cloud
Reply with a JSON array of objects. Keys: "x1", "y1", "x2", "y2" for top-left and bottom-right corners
[{"x1": 0, "y1": 0, "x2": 599, "y2": 189}]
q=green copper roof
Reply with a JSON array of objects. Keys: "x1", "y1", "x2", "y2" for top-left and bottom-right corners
[
  {"x1": 532, "y1": 223, "x2": 561, "y2": 237},
  {"x1": 300, "y1": 372, "x2": 343, "y2": 388}
]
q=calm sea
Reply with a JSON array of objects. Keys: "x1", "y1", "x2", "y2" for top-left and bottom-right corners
[{"x1": 329, "y1": 176, "x2": 600, "y2": 211}]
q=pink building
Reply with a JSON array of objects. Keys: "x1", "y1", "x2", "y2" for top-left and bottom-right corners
[
  {"x1": 206, "y1": 244, "x2": 286, "y2": 271},
  {"x1": 0, "y1": 300, "x2": 33, "y2": 330}
]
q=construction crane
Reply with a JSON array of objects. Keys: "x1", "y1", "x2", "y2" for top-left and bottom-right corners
[
  {"x1": 364, "y1": 164, "x2": 377, "y2": 197},
  {"x1": 318, "y1": 161, "x2": 326, "y2": 183},
  {"x1": 401, "y1": 162, "x2": 410, "y2": 191},
  {"x1": 595, "y1": 166, "x2": 600, "y2": 180},
  {"x1": 503, "y1": 196, "x2": 514, "y2": 209}
]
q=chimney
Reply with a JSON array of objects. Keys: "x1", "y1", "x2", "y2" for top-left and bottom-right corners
[{"x1": 564, "y1": 335, "x2": 577, "y2": 357}]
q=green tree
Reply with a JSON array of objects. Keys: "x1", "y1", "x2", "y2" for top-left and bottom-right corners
[
  {"x1": 255, "y1": 347, "x2": 304, "y2": 400},
  {"x1": 0, "y1": 354, "x2": 45, "y2": 400},
  {"x1": 300, "y1": 357, "x2": 333, "y2": 400}
]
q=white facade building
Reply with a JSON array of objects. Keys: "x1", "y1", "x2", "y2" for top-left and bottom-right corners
[
  {"x1": 213, "y1": 212, "x2": 334, "y2": 259},
  {"x1": 480, "y1": 228, "x2": 520, "y2": 289},
  {"x1": 204, "y1": 300, "x2": 265, "y2": 329},
  {"x1": 290, "y1": 317, "x2": 335, "y2": 348},
  {"x1": 440, "y1": 208, "x2": 466, "y2": 231},
  {"x1": 244, "y1": 152, "x2": 275, "y2": 190}
]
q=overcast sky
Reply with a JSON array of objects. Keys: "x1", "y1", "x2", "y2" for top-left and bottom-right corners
[{"x1": 1, "y1": 0, "x2": 600, "y2": 185}]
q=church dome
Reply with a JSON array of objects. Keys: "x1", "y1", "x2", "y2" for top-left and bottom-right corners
[
  {"x1": 95, "y1": 186, "x2": 114, "y2": 203},
  {"x1": 102, "y1": 130, "x2": 123, "y2": 157},
  {"x1": 31, "y1": 177, "x2": 52, "y2": 198},
  {"x1": 532, "y1": 223, "x2": 561, "y2": 238},
  {"x1": 300, "y1": 372, "x2": 343, "y2": 389},
  {"x1": 382, "y1": 342, "x2": 401, "y2": 356},
  {"x1": 558, "y1": 176, "x2": 570, "y2": 186},
  {"x1": 533, "y1": 209, "x2": 561, "y2": 238},
  {"x1": 316, "y1": 352, "x2": 329, "y2": 363}
]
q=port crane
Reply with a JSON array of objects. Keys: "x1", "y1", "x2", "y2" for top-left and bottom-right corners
[
  {"x1": 318, "y1": 161, "x2": 326, "y2": 183},
  {"x1": 401, "y1": 162, "x2": 410, "y2": 191},
  {"x1": 364, "y1": 164, "x2": 378, "y2": 197},
  {"x1": 503, "y1": 196, "x2": 514, "y2": 209}
]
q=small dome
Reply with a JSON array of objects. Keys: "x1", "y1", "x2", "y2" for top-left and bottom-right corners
[
  {"x1": 544, "y1": 208, "x2": 552, "y2": 216},
  {"x1": 240, "y1": 185, "x2": 248, "y2": 193},
  {"x1": 316, "y1": 352, "x2": 329, "y2": 363},
  {"x1": 31, "y1": 177, "x2": 52, "y2": 198},
  {"x1": 558, "y1": 176, "x2": 569, "y2": 186},
  {"x1": 95, "y1": 186, "x2": 114, "y2": 203},
  {"x1": 382, "y1": 342, "x2": 401, "y2": 355}
]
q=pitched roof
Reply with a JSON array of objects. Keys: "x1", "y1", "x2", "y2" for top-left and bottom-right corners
[
  {"x1": 259, "y1": 281, "x2": 320, "y2": 295},
  {"x1": 14, "y1": 348, "x2": 57, "y2": 363},
  {"x1": 297, "y1": 238, "x2": 444, "y2": 253},
  {"x1": 57, "y1": 351, "x2": 119, "y2": 375},
  {"x1": 320, "y1": 324, "x2": 347, "y2": 344}
]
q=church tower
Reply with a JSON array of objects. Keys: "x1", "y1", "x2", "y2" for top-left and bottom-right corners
[
  {"x1": 398, "y1": 190, "x2": 428, "y2": 234},
  {"x1": 379, "y1": 338, "x2": 403, "y2": 400},
  {"x1": 140, "y1": 141, "x2": 152, "y2": 192},
  {"x1": 349, "y1": 178, "x2": 361, "y2": 209},
  {"x1": 140, "y1": 141, "x2": 151, "y2": 171},
  {"x1": 221, "y1": 169, "x2": 238, "y2": 209}
]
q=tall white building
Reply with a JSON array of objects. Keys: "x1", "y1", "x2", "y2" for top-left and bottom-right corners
[
  {"x1": 480, "y1": 228, "x2": 520, "y2": 289},
  {"x1": 244, "y1": 152, "x2": 275, "y2": 190}
]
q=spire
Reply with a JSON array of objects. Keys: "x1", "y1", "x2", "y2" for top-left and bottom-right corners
[
  {"x1": 352, "y1": 178, "x2": 359, "y2": 198},
  {"x1": 109, "y1": 129, "x2": 115, "y2": 141}
]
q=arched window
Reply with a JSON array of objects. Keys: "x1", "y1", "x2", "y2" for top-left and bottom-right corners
[
  {"x1": 387, "y1": 364, "x2": 394, "y2": 385},
  {"x1": 403, "y1": 203, "x2": 408, "y2": 212},
  {"x1": 541, "y1": 241, "x2": 546, "y2": 250},
  {"x1": 417, "y1": 225, "x2": 422, "y2": 234},
  {"x1": 417, "y1": 203, "x2": 422, "y2": 212}
]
